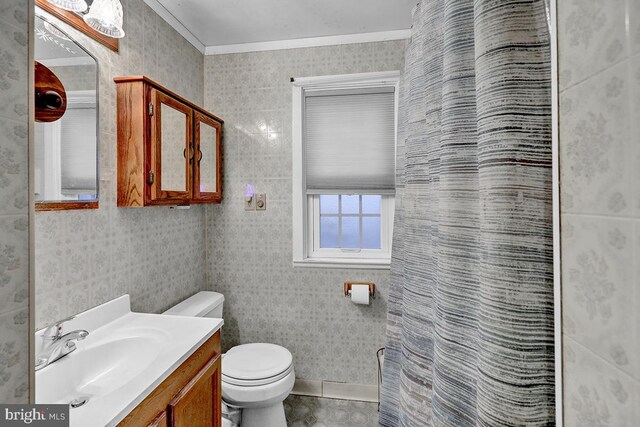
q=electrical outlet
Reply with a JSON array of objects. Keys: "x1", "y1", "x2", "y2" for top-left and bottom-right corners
[
  {"x1": 256, "y1": 193, "x2": 266, "y2": 210},
  {"x1": 244, "y1": 196, "x2": 256, "y2": 210}
]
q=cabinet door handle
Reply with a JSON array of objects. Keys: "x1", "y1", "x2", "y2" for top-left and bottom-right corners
[
  {"x1": 197, "y1": 148, "x2": 203, "y2": 164},
  {"x1": 184, "y1": 144, "x2": 195, "y2": 164}
]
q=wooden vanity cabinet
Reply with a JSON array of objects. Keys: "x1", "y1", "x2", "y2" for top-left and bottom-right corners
[
  {"x1": 168, "y1": 356, "x2": 221, "y2": 427},
  {"x1": 192, "y1": 112, "x2": 223, "y2": 204},
  {"x1": 115, "y1": 76, "x2": 223, "y2": 207},
  {"x1": 117, "y1": 331, "x2": 222, "y2": 427}
]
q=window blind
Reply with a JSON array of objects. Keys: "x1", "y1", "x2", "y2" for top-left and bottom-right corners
[
  {"x1": 60, "y1": 106, "x2": 97, "y2": 195},
  {"x1": 304, "y1": 88, "x2": 396, "y2": 194}
]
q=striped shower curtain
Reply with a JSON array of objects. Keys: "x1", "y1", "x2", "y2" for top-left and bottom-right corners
[{"x1": 379, "y1": 0, "x2": 555, "y2": 426}]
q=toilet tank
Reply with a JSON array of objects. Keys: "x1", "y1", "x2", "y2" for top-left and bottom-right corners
[{"x1": 163, "y1": 291, "x2": 224, "y2": 318}]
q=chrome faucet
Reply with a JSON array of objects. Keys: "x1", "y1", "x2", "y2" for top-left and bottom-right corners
[{"x1": 36, "y1": 316, "x2": 89, "y2": 371}]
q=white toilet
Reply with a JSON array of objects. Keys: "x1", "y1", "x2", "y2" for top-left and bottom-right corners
[{"x1": 163, "y1": 292, "x2": 294, "y2": 427}]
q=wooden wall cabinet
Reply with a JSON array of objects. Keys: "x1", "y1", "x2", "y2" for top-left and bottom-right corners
[
  {"x1": 115, "y1": 76, "x2": 223, "y2": 207},
  {"x1": 118, "y1": 331, "x2": 222, "y2": 427}
]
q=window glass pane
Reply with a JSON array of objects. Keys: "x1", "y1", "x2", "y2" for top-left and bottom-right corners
[
  {"x1": 362, "y1": 217, "x2": 381, "y2": 249},
  {"x1": 320, "y1": 195, "x2": 339, "y2": 214},
  {"x1": 320, "y1": 216, "x2": 339, "y2": 248},
  {"x1": 342, "y1": 195, "x2": 360, "y2": 214},
  {"x1": 362, "y1": 195, "x2": 381, "y2": 214},
  {"x1": 341, "y1": 217, "x2": 360, "y2": 248}
]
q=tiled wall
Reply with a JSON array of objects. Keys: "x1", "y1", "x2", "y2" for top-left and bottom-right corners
[
  {"x1": 34, "y1": 0, "x2": 207, "y2": 329},
  {"x1": 558, "y1": 0, "x2": 640, "y2": 424},
  {"x1": 48, "y1": 65, "x2": 96, "y2": 91},
  {"x1": 0, "y1": 0, "x2": 31, "y2": 403},
  {"x1": 203, "y1": 41, "x2": 405, "y2": 385}
]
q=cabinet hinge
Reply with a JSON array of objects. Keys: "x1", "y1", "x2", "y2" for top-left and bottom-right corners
[
  {"x1": 148, "y1": 103, "x2": 154, "y2": 116},
  {"x1": 147, "y1": 170, "x2": 154, "y2": 185}
]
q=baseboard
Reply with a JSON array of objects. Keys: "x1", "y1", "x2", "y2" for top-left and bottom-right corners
[
  {"x1": 291, "y1": 379, "x2": 378, "y2": 403},
  {"x1": 291, "y1": 379, "x2": 323, "y2": 397}
]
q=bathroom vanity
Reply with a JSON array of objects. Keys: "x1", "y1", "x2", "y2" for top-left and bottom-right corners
[
  {"x1": 35, "y1": 296, "x2": 223, "y2": 427},
  {"x1": 118, "y1": 331, "x2": 221, "y2": 427}
]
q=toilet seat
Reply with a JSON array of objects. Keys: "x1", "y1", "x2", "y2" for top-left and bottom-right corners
[
  {"x1": 222, "y1": 343, "x2": 293, "y2": 387},
  {"x1": 223, "y1": 363, "x2": 293, "y2": 386}
]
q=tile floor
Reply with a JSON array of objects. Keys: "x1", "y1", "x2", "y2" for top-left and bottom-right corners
[{"x1": 284, "y1": 395, "x2": 379, "y2": 426}]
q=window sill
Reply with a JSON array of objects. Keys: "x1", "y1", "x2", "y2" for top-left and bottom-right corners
[{"x1": 293, "y1": 258, "x2": 391, "y2": 270}]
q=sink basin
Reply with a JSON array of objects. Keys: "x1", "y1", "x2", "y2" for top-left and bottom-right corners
[
  {"x1": 37, "y1": 327, "x2": 168, "y2": 404},
  {"x1": 35, "y1": 295, "x2": 223, "y2": 427}
]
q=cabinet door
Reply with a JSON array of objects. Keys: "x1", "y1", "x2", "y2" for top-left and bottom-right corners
[
  {"x1": 148, "y1": 412, "x2": 168, "y2": 427},
  {"x1": 149, "y1": 89, "x2": 193, "y2": 204},
  {"x1": 192, "y1": 112, "x2": 222, "y2": 203},
  {"x1": 168, "y1": 356, "x2": 221, "y2": 427}
]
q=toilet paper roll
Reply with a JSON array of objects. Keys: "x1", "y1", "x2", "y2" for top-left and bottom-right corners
[{"x1": 350, "y1": 284, "x2": 370, "y2": 305}]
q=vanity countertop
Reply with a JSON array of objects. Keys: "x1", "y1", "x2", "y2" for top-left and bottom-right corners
[{"x1": 35, "y1": 295, "x2": 223, "y2": 427}]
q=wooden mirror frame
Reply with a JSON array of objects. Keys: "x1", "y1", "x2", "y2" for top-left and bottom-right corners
[{"x1": 35, "y1": 0, "x2": 119, "y2": 52}]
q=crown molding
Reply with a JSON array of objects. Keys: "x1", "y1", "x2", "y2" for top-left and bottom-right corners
[
  {"x1": 143, "y1": 0, "x2": 206, "y2": 53},
  {"x1": 204, "y1": 30, "x2": 411, "y2": 55},
  {"x1": 144, "y1": 0, "x2": 411, "y2": 56}
]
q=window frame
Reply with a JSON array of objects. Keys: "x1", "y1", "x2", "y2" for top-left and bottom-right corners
[
  {"x1": 292, "y1": 71, "x2": 400, "y2": 269},
  {"x1": 309, "y1": 194, "x2": 393, "y2": 260}
]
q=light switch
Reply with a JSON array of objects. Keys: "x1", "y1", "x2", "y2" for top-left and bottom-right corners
[
  {"x1": 256, "y1": 193, "x2": 266, "y2": 210},
  {"x1": 244, "y1": 196, "x2": 256, "y2": 210}
]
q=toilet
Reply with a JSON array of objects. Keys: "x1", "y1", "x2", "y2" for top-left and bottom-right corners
[{"x1": 163, "y1": 292, "x2": 295, "y2": 427}]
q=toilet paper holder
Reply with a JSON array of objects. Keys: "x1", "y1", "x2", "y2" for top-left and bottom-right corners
[{"x1": 343, "y1": 282, "x2": 376, "y2": 299}]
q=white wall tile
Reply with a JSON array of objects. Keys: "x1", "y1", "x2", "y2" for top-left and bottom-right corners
[
  {"x1": 561, "y1": 214, "x2": 638, "y2": 379},
  {"x1": 563, "y1": 337, "x2": 637, "y2": 426},
  {"x1": 204, "y1": 41, "x2": 404, "y2": 385},
  {"x1": 559, "y1": 62, "x2": 632, "y2": 216},
  {"x1": 0, "y1": 1, "x2": 30, "y2": 404},
  {"x1": 559, "y1": 0, "x2": 640, "y2": 422},
  {"x1": 35, "y1": 0, "x2": 207, "y2": 329},
  {"x1": 0, "y1": 308, "x2": 29, "y2": 403},
  {"x1": 558, "y1": 0, "x2": 627, "y2": 90}
]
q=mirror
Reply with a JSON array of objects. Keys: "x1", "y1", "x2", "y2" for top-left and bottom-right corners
[
  {"x1": 160, "y1": 103, "x2": 188, "y2": 192},
  {"x1": 34, "y1": 15, "x2": 99, "y2": 210},
  {"x1": 199, "y1": 122, "x2": 217, "y2": 192}
]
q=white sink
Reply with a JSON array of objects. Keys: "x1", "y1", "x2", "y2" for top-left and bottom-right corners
[
  {"x1": 37, "y1": 327, "x2": 168, "y2": 403},
  {"x1": 35, "y1": 295, "x2": 223, "y2": 427}
]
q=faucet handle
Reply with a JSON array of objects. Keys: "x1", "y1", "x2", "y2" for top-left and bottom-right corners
[{"x1": 42, "y1": 315, "x2": 76, "y2": 340}]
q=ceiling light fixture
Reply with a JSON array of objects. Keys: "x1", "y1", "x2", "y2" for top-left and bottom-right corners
[
  {"x1": 46, "y1": 0, "x2": 125, "y2": 39},
  {"x1": 83, "y1": 0, "x2": 125, "y2": 38}
]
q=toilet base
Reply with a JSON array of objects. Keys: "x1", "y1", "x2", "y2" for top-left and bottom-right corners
[{"x1": 240, "y1": 403, "x2": 287, "y2": 427}]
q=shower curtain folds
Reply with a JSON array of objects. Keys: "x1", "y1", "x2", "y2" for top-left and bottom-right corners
[{"x1": 379, "y1": 0, "x2": 555, "y2": 426}]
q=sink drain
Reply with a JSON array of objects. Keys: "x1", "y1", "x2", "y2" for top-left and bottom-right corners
[{"x1": 70, "y1": 397, "x2": 89, "y2": 408}]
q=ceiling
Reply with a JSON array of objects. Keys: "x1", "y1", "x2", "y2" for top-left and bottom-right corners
[{"x1": 149, "y1": 0, "x2": 416, "y2": 52}]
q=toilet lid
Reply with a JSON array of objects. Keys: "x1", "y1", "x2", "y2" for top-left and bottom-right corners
[{"x1": 222, "y1": 343, "x2": 293, "y2": 382}]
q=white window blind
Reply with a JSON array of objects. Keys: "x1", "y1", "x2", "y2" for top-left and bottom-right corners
[
  {"x1": 304, "y1": 88, "x2": 396, "y2": 194},
  {"x1": 60, "y1": 105, "x2": 97, "y2": 195}
]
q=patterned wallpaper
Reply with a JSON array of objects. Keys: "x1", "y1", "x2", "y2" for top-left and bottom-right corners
[
  {"x1": 559, "y1": 0, "x2": 640, "y2": 424},
  {"x1": 35, "y1": 0, "x2": 206, "y2": 329},
  {"x1": 203, "y1": 41, "x2": 406, "y2": 385},
  {"x1": 0, "y1": 0, "x2": 30, "y2": 403}
]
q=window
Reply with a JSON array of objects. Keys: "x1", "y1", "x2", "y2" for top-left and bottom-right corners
[{"x1": 292, "y1": 72, "x2": 399, "y2": 268}]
